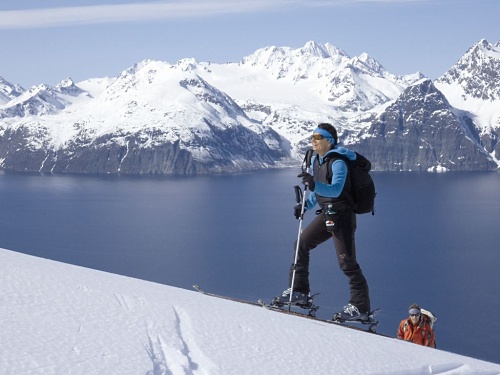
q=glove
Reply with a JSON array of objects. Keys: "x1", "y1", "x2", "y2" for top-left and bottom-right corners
[
  {"x1": 298, "y1": 172, "x2": 315, "y2": 191},
  {"x1": 294, "y1": 204, "x2": 305, "y2": 220}
]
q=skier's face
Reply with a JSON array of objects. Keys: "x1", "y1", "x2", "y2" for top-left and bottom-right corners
[
  {"x1": 409, "y1": 312, "x2": 421, "y2": 325},
  {"x1": 311, "y1": 133, "x2": 332, "y2": 156}
]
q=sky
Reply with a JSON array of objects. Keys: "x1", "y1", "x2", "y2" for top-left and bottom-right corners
[
  {"x1": 3, "y1": 247, "x2": 500, "y2": 374},
  {"x1": 0, "y1": 0, "x2": 498, "y2": 89}
]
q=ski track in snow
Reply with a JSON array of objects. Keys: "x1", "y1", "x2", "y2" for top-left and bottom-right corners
[{"x1": 144, "y1": 306, "x2": 218, "y2": 375}]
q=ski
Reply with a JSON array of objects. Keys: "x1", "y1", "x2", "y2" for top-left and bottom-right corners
[
  {"x1": 193, "y1": 285, "x2": 384, "y2": 335},
  {"x1": 258, "y1": 298, "x2": 319, "y2": 317},
  {"x1": 259, "y1": 298, "x2": 380, "y2": 333},
  {"x1": 193, "y1": 284, "x2": 264, "y2": 308}
]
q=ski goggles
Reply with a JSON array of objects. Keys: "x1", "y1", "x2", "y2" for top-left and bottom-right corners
[
  {"x1": 311, "y1": 134, "x2": 327, "y2": 140},
  {"x1": 311, "y1": 128, "x2": 335, "y2": 142}
]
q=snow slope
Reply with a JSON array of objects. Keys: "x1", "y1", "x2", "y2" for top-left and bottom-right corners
[{"x1": 2, "y1": 248, "x2": 499, "y2": 375}]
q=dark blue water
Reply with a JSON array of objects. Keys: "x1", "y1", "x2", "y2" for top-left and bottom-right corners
[{"x1": 1, "y1": 170, "x2": 499, "y2": 364}]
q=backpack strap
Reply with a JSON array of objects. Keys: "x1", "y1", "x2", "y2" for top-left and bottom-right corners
[
  {"x1": 323, "y1": 152, "x2": 350, "y2": 183},
  {"x1": 323, "y1": 153, "x2": 354, "y2": 207}
]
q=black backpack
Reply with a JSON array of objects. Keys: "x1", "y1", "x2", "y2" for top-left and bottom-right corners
[{"x1": 326, "y1": 152, "x2": 376, "y2": 215}]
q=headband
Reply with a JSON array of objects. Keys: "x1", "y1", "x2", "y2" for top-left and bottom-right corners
[{"x1": 313, "y1": 128, "x2": 335, "y2": 144}]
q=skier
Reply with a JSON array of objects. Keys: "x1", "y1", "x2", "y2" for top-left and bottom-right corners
[
  {"x1": 397, "y1": 304, "x2": 436, "y2": 347},
  {"x1": 274, "y1": 122, "x2": 371, "y2": 321}
]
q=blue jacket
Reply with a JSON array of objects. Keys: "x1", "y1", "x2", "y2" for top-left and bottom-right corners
[{"x1": 305, "y1": 146, "x2": 357, "y2": 210}]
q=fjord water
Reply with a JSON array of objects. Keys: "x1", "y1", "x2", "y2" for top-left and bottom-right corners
[{"x1": 1, "y1": 170, "x2": 499, "y2": 364}]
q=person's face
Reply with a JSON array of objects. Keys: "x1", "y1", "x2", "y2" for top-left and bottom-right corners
[
  {"x1": 409, "y1": 312, "x2": 421, "y2": 325},
  {"x1": 311, "y1": 133, "x2": 333, "y2": 156}
]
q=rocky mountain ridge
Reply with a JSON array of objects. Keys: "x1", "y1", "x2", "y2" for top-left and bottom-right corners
[{"x1": 0, "y1": 39, "x2": 499, "y2": 174}]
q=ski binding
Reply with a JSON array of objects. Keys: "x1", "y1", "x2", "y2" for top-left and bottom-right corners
[
  {"x1": 331, "y1": 308, "x2": 380, "y2": 332},
  {"x1": 259, "y1": 293, "x2": 320, "y2": 317}
]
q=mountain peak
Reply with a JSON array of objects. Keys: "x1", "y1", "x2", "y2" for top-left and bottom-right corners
[
  {"x1": 0, "y1": 76, "x2": 25, "y2": 104},
  {"x1": 351, "y1": 53, "x2": 387, "y2": 75},
  {"x1": 57, "y1": 77, "x2": 76, "y2": 88},
  {"x1": 301, "y1": 41, "x2": 347, "y2": 59},
  {"x1": 120, "y1": 59, "x2": 160, "y2": 78},
  {"x1": 55, "y1": 77, "x2": 84, "y2": 96},
  {"x1": 436, "y1": 39, "x2": 500, "y2": 101},
  {"x1": 474, "y1": 38, "x2": 500, "y2": 58},
  {"x1": 241, "y1": 41, "x2": 349, "y2": 67},
  {"x1": 302, "y1": 41, "x2": 329, "y2": 57},
  {"x1": 175, "y1": 58, "x2": 199, "y2": 72}
]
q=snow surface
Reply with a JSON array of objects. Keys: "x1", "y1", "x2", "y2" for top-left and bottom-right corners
[{"x1": 2, "y1": 248, "x2": 500, "y2": 375}]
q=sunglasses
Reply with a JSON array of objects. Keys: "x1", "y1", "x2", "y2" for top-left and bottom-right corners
[
  {"x1": 409, "y1": 313, "x2": 421, "y2": 317},
  {"x1": 311, "y1": 134, "x2": 326, "y2": 141}
]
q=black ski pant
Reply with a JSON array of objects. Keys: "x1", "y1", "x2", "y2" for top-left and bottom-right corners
[{"x1": 289, "y1": 210, "x2": 371, "y2": 313}]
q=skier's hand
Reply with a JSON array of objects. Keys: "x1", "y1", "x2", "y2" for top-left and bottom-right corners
[
  {"x1": 293, "y1": 204, "x2": 305, "y2": 220},
  {"x1": 298, "y1": 172, "x2": 315, "y2": 191}
]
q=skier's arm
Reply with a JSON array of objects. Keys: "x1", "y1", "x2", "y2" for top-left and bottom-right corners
[
  {"x1": 396, "y1": 321, "x2": 405, "y2": 340},
  {"x1": 311, "y1": 160, "x2": 347, "y2": 198},
  {"x1": 304, "y1": 192, "x2": 317, "y2": 210}
]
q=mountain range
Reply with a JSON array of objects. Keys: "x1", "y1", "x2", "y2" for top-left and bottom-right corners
[{"x1": 1, "y1": 39, "x2": 499, "y2": 174}]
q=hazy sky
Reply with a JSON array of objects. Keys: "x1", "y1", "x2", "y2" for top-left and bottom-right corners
[{"x1": 0, "y1": 0, "x2": 498, "y2": 88}]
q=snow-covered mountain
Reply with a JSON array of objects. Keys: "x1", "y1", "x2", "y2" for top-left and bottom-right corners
[
  {"x1": 0, "y1": 40, "x2": 498, "y2": 174},
  {"x1": 0, "y1": 76, "x2": 24, "y2": 105},
  {"x1": 435, "y1": 39, "x2": 500, "y2": 165},
  {"x1": 3, "y1": 247, "x2": 500, "y2": 374}
]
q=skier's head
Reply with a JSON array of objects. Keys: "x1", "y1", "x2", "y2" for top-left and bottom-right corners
[
  {"x1": 408, "y1": 304, "x2": 421, "y2": 324},
  {"x1": 409, "y1": 303, "x2": 421, "y2": 313},
  {"x1": 311, "y1": 123, "x2": 338, "y2": 156},
  {"x1": 315, "y1": 123, "x2": 338, "y2": 147}
]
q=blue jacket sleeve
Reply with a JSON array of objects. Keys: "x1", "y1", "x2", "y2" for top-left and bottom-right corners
[
  {"x1": 305, "y1": 191, "x2": 317, "y2": 210},
  {"x1": 312, "y1": 159, "x2": 347, "y2": 198}
]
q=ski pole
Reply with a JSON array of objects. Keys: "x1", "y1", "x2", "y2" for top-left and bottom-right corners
[{"x1": 288, "y1": 149, "x2": 314, "y2": 311}]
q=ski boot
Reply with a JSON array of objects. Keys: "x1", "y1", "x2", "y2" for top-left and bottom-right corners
[
  {"x1": 332, "y1": 304, "x2": 379, "y2": 332},
  {"x1": 271, "y1": 288, "x2": 318, "y2": 316}
]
